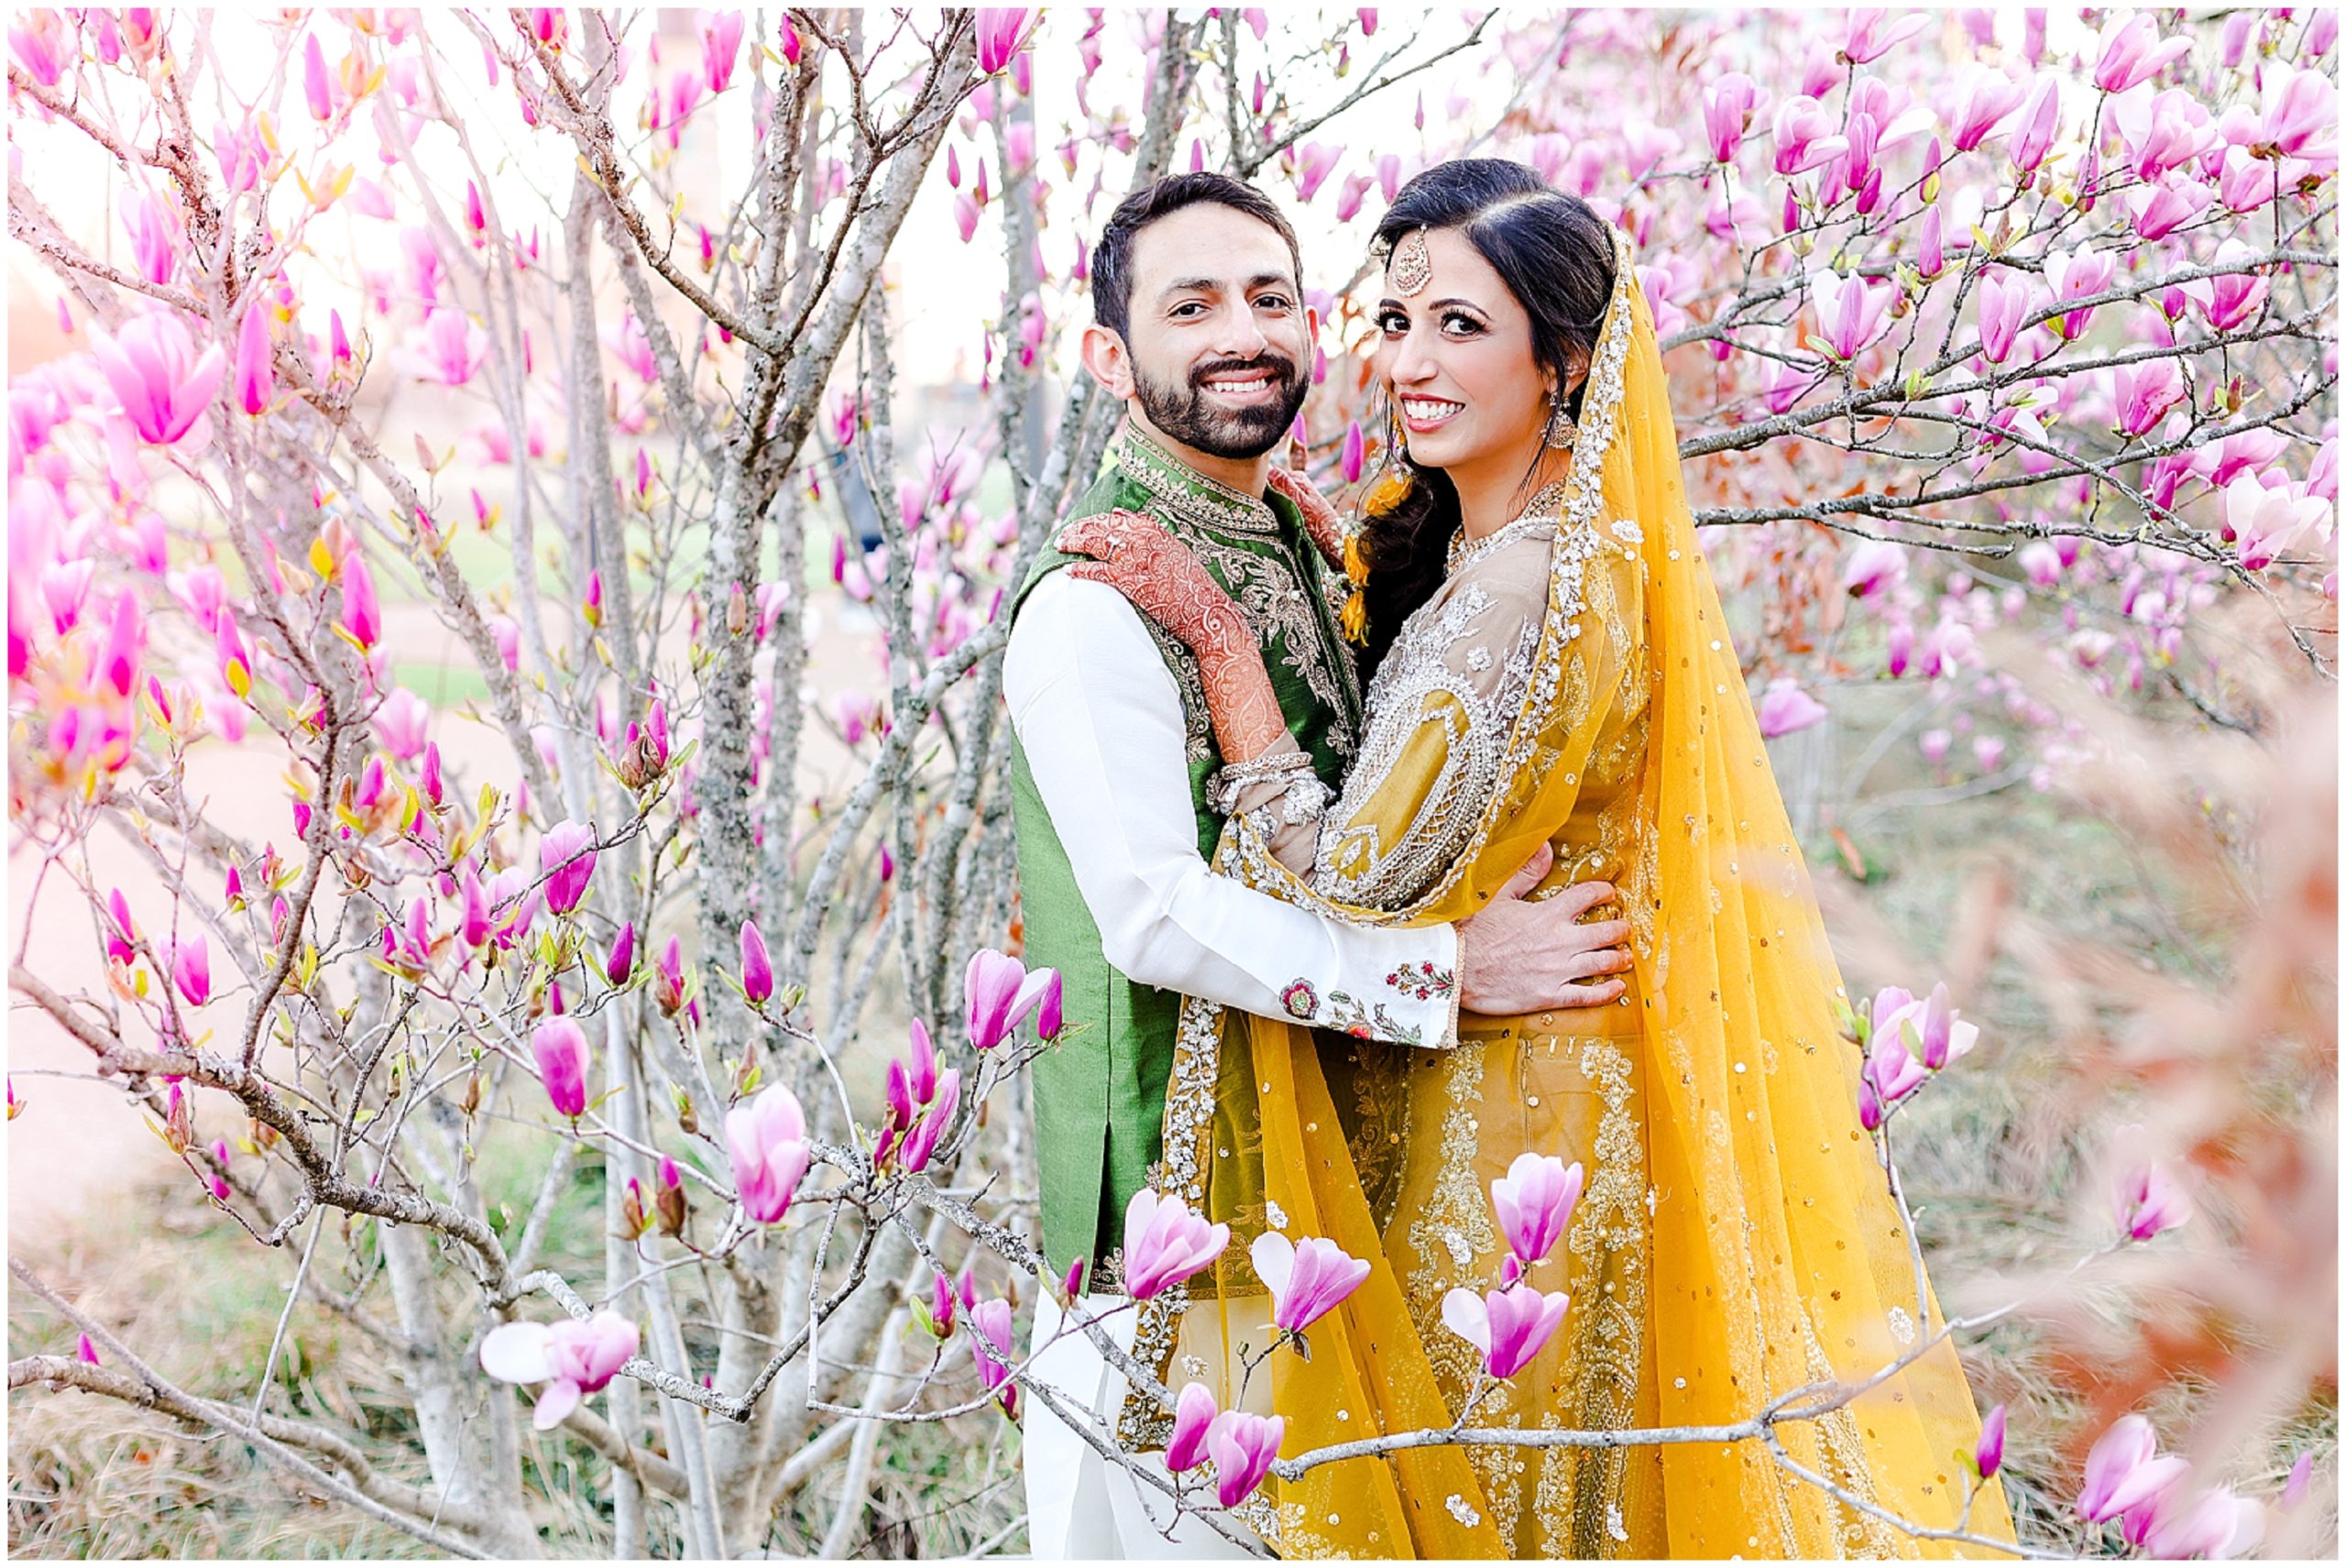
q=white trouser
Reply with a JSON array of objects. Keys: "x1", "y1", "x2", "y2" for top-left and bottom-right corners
[{"x1": 1022, "y1": 1290, "x2": 1266, "y2": 1560}]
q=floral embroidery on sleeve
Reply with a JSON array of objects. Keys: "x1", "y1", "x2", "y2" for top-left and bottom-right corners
[
  {"x1": 1277, "y1": 976, "x2": 1424, "y2": 1045},
  {"x1": 1385, "y1": 960, "x2": 1455, "y2": 1001}
]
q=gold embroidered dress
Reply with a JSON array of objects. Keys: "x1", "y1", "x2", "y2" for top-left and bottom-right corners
[{"x1": 1113, "y1": 227, "x2": 2021, "y2": 1559}]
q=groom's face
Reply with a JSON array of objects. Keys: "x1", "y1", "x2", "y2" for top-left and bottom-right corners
[{"x1": 1114, "y1": 204, "x2": 1314, "y2": 460}]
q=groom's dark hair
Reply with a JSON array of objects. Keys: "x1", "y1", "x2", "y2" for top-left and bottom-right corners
[{"x1": 1091, "y1": 172, "x2": 1303, "y2": 340}]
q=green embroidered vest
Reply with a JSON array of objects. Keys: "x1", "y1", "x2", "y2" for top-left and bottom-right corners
[{"x1": 1009, "y1": 427, "x2": 1364, "y2": 1279}]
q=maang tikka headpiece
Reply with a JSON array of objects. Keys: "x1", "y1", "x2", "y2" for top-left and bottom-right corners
[{"x1": 1388, "y1": 227, "x2": 1432, "y2": 295}]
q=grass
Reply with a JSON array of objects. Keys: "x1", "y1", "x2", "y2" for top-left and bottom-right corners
[{"x1": 7, "y1": 1122, "x2": 617, "y2": 1558}]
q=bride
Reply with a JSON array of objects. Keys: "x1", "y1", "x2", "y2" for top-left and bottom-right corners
[{"x1": 1057, "y1": 159, "x2": 2020, "y2": 1559}]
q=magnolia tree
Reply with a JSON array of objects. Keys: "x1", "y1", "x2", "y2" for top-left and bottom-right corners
[{"x1": 5, "y1": 5, "x2": 2335, "y2": 1560}]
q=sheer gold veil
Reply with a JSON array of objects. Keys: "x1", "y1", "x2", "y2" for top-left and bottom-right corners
[{"x1": 1114, "y1": 223, "x2": 2019, "y2": 1558}]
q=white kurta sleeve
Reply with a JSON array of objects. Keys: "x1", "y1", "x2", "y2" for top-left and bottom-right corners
[{"x1": 1004, "y1": 572, "x2": 1462, "y2": 1050}]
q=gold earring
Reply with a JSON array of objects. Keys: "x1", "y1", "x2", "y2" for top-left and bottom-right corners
[{"x1": 1544, "y1": 393, "x2": 1578, "y2": 451}]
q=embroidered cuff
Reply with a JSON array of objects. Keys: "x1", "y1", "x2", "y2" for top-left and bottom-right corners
[{"x1": 1204, "y1": 746, "x2": 1319, "y2": 818}]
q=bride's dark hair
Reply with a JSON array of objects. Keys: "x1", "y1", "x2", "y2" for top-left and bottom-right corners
[{"x1": 1356, "y1": 159, "x2": 1618, "y2": 680}]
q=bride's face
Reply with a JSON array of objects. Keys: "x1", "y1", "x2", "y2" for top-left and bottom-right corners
[{"x1": 1373, "y1": 228, "x2": 1551, "y2": 477}]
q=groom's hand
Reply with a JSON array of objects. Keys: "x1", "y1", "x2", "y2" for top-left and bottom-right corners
[{"x1": 1456, "y1": 843, "x2": 1632, "y2": 1015}]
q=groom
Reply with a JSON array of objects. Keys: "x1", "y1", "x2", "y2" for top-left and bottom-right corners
[{"x1": 1002, "y1": 173, "x2": 1630, "y2": 1559}]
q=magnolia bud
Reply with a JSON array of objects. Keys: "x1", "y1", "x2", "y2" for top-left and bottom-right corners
[
  {"x1": 656, "y1": 1157, "x2": 688, "y2": 1237},
  {"x1": 619, "y1": 1177, "x2": 652, "y2": 1239}
]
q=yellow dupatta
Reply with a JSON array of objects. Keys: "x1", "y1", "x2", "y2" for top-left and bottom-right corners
[{"x1": 1114, "y1": 225, "x2": 2020, "y2": 1559}]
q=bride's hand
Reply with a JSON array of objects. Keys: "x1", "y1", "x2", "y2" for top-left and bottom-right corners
[
  {"x1": 1060, "y1": 510, "x2": 1289, "y2": 762},
  {"x1": 1059, "y1": 510, "x2": 1249, "y2": 661},
  {"x1": 1266, "y1": 466, "x2": 1347, "y2": 570}
]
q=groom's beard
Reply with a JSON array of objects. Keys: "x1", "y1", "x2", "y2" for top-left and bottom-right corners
[{"x1": 1130, "y1": 351, "x2": 1310, "y2": 461}]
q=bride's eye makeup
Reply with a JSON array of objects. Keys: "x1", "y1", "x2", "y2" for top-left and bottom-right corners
[{"x1": 1374, "y1": 302, "x2": 1490, "y2": 339}]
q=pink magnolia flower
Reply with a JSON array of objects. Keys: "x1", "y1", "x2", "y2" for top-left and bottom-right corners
[
  {"x1": 105, "y1": 889, "x2": 137, "y2": 967},
  {"x1": 2224, "y1": 475, "x2": 2329, "y2": 571},
  {"x1": 2043, "y1": 247, "x2": 2116, "y2": 338},
  {"x1": 458, "y1": 867, "x2": 494, "y2": 948},
  {"x1": 606, "y1": 921, "x2": 635, "y2": 985},
  {"x1": 406, "y1": 309, "x2": 488, "y2": 387},
  {"x1": 2198, "y1": 242, "x2": 2271, "y2": 331},
  {"x1": 698, "y1": 9, "x2": 744, "y2": 93},
  {"x1": 893, "y1": 1067, "x2": 959, "y2": 1174},
  {"x1": 2282, "y1": 1452, "x2": 2315, "y2": 1509},
  {"x1": 1490, "y1": 1152, "x2": 1584, "y2": 1266},
  {"x1": 2111, "y1": 86, "x2": 2214, "y2": 182},
  {"x1": 1758, "y1": 677, "x2": 1829, "y2": 739},
  {"x1": 172, "y1": 933, "x2": 212, "y2": 1007},
  {"x1": 2110, "y1": 361, "x2": 2187, "y2": 440},
  {"x1": 1703, "y1": 72, "x2": 1757, "y2": 163},
  {"x1": 726, "y1": 1082, "x2": 812, "y2": 1223},
  {"x1": 2261, "y1": 66, "x2": 2338, "y2": 162},
  {"x1": 303, "y1": 33, "x2": 336, "y2": 121},
  {"x1": 1292, "y1": 141, "x2": 1343, "y2": 203},
  {"x1": 964, "y1": 948, "x2": 1058, "y2": 1049},
  {"x1": 1249, "y1": 1232, "x2": 1370, "y2": 1332},
  {"x1": 2216, "y1": 145, "x2": 2281, "y2": 214},
  {"x1": 92, "y1": 313, "x2": 225, "y2": 446},
  {"x1": 375, "y1": 687, "x2": 431, "y2": 760},
  {"x1": 97, "y1": 593, "x2": 144, "y2": 698},
  {"x1": 1872, "y1": 981, "x2": 1979, "y2": 1069},
  {"x1": 1842, "y1": 8, "x2": 1928, "y2": 64},
  {"x1": 967, "y1": 1296, "x2": 1020, "y2": 1418},
  {"x1": 119, "y1": 190, "x2": 178, "y2": 287},
  {"x1": 739, "y1": 916, "x2": 774, "y2": 1005},
  {"x1": 974, "y1": 9, "x2": 1029, "y2": 74},
  {"x1": 2078, "y1": 1414, "x2": 2189, "y2": 1522},
  {"x1": 2134, "y1": 1480, "x2": 2264, "y2": 1560},
  {"x1": 1119, "y1": 1189, "x2": 1230, "y2": 1300},
  {"x1": 2110, "y1": 1145, "x2": 2193, "y2": 1242},
  {"x1": 1975, "y1": 1403, "x2": 2007, "y2": 1478},
  {"x1": 1772, "y1": 95, "x2": 1848, "y2": 175},
  {"x1": 8, "y1": 11, "x2": 67, "y2": 84},
  {"x1": 1974, "y1": 272, "x2": 2035, "y2": 364},
  {"x1": 2094, "y1": 13, "x2": 2194, "y2": 94},
  {"x1": 653, "y1": 934, "x2": 688, "y2": 1015},
  {"x1": 1842, "y1": 537, "x2": 1909, "y2": 598},
  {"x1": 1859, "y1": 1034, "x2": 1927, "y2": 1127},
  {"x1": 1441, "y1": 1282, "x2": 1571, "y2": 1379},
  {"x1": 1950, "y1": 69, "x2": 2027, "y2": 152},
  {"x1": 2127, "y1": 178, "x2": 2211, "y2": 243},
  {"x1": 2008, "y1": 77, "x2": 2062, "y2": 174},
  {"x1": 1917, "y1": 204, "x2": 1945, "y2": 276},
  {"x1": 540, "y1": 820, "x2": 598, "y2": 916},
  {"x1": 1167, "y1": 1382, "x2": 1218, "y2": 1471},
  {"x1": 233, "y1": 298, "x2": 276, "y2": 417},
  {"x1": 479, "y1": 1310, "x2": 640, "y2": 1429},
  {"x1": 532, "y1": 1016, "x2": 591, "y2": 1117},
  {"x1": 41, "y1": 560, "x2": 94, "y2": 635},
  {"x1": 2017, "y1": 542, "x2": 2063, "y2": 587},
  {"x1": 1808, "y1": 269, "x2": 1895, "y2": 360},
  {"x1": 1203, "y1": 1410, "x2": 1285, "y2": 1507},
  {"x1": 335, "y1": 551, "x2": 379, "y2": 647}
]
